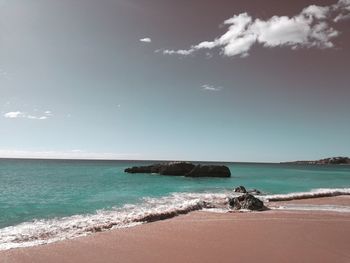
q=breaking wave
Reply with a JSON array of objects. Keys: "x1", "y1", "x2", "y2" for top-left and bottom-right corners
[
  {"x1": 0, "y1": 192, "x2": 230, "y2": 250},
  {"x1": 0, "y1": 188, "x2": 349, "y2": 250},
  {"x1": 262, "y1": 188, "x2": 350, "y2": 202}
]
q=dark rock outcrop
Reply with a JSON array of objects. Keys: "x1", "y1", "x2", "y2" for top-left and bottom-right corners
[
  {"x1": 234, "y1": 186, "x2": 247, "y2": 193},
  {"x1": 124, "y1": 165, "x2": 161, "y2": 174},
  {"x1": 185, "y1": 165, "x2": 231, "y2": 178},
  {"x1": 160, "y1": 162, "x2": 195, "y2": 176},
  {"x1": 228, "y1": 194, "x2": 265, "y2": 211},
  {"x1": 124, "y1": 162, "x2": 231, "y2": 178}
]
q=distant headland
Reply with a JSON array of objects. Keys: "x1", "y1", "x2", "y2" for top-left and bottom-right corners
[{"x1": 282, "y1": 157, "x2": 350, "y2": 165}]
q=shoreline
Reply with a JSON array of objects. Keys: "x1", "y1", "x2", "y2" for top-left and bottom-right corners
[
  {"x1": 1, "y1": 188, "x2": 350, "y2": 251},
  {"x1": 1, "y1": 195, "x2": 350, "y2": 263},
  {"x1": 1, "y1": 190, "x2": 350, "y2": 249}
]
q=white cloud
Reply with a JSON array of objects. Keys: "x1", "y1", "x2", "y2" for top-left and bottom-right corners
[
  {"x1": 333, "y1": 0, "x2": 350, "y2": 11},
  {"x1": 333, "y1": 0, "x2": 350, "y2": 21},
  {"x1": 4, "y1": 111, "x2": 25, "y2": 118},
  {"x1": 27, "y1": 115, "x2": 48, "y2": 120},
  {"x1": 201, "y1": 84, "x2": 223, "y2": 91},
  {"x1": 302, "y1": 5, "x2": 330, "y2": 19},
  {"x1": 163, "y1": 49, "x2": 193, "y2": 55},
  {"x1": 140, "y1": 37, "x2": 152, "y2": 43},
  {"x1": 162, "y1": 0, "x2": 348, "y2": 58},
  {"x1": 334, "y1": 12, "x2": 350, "y2": 21},
  {"x1": 252, "y1": 16, "x2": 310, "y2": 47},
  {"x1": 3, "y1": 110, "x2": 53, "y2": 120}
]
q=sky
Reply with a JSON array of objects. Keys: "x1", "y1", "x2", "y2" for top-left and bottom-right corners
[{"x1": 0, "y1": 0, "x2": 349, "y2": 162}]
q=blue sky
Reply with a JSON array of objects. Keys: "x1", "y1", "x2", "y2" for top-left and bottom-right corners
[{"x1": 0, "y1": 0, "x2": 349, "y2": 162}]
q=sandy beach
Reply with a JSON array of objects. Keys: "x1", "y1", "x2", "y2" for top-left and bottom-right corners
[{"x1": 1, "y1": 196, "x2": 350, "y2": 263}]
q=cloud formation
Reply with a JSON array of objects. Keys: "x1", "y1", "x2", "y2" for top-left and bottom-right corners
[
  {"x1": 334, "y1": 0, "x2": 350, "y2": 21},
  {"x1": 163, "y1": 0, "x2": 350, "y2": 57},
  {"x1": 3, "y1": 111, "x2": 53, "y2": 120},
  {"x1": 201, "y1": 84, "x2": 223, "y2": 91},
  {"x1": 140, "y1": 37, "x2": 152, "y2": 43},
  {"x1": 4, "y1": 111, "x2": 24, "y2": 118}
]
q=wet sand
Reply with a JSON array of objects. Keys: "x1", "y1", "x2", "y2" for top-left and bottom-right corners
[{"x1": 1, "y1": 196, "x2": 350, "y2": 263}]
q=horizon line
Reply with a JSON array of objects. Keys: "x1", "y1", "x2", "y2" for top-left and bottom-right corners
[
  {"x1": 0, "y1": 156, "x2": 284, "y2": 164},
  {"x1": 0, "y1": 156, "x2": 347, "y2": 164}
]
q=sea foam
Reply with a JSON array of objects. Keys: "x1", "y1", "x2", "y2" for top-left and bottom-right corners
[
  {"x1": 0, "y1": 192, "x2": 230, "y2": 250},
  {"x1": 262, "y1": 188, "x2": 350, "y2": 202}
]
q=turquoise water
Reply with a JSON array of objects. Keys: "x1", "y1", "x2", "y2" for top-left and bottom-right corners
[{"x1": 1, "y1": 158, "x2": 350, "y2": 229}]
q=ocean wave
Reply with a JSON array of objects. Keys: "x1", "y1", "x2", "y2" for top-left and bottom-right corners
[
  {"x1": 1, "y1": 188, "x2": 349, "y2": 250},
  {"x1": 262, "y1": 188, "x2": 350, "y2": 202},
  {"x1": 0, "y1": 192, "x2": 230, "y2": 250}
]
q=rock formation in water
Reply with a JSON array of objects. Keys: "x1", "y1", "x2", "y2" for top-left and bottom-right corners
[
  {"x1": 124, "y1": 162, "x2": 231, "y2": 178},
  {"x1": 228, "y1": 193, "x2": 265, "y2": 211}
]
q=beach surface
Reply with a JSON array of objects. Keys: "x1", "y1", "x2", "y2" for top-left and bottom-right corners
[{"x1": 1, "y1": 196, "x2": 350, "y2": 263}]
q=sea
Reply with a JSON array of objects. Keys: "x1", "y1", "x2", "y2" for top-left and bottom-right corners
[{"x1": 0, "y1": 158, "x2": 349, "y2": 250}]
